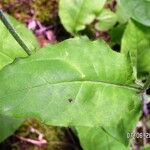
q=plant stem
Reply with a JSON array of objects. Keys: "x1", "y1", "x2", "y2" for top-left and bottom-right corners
[
  {"x1": 0, "y1": 10, "x2": 32, "y2": 56},
  {"x1": 142, "y1": 74, "x2": 150, "y2": 92}
]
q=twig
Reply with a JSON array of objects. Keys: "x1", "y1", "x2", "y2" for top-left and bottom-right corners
[
  {"x1": 15, "y1": 135, "x2": 75, "y2": 148},
  {"x1": 30, "y1": 127, "x2": 44, "y2": 141},
  {"x1": 0, "y1": 10, "x2": 32, "y2": 56},
  {"x1": 15, "y1": 135, "x2": 47, "y2": 146},
  {"x1": 14, "y1": 126, "x2": 47, "y2": 146}
]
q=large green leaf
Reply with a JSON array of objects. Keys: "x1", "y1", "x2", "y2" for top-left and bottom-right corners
[
  {"x1": 0, "y1": 14, "x2": 39, "y2": 70},
  {"x1": 0, "y1": 14, "x2": 39, "y2": 143},
  {"x1": 0, "y1": 115, "x2": 23, "y2": 142},
  {"x1": 118, "y1": 0, "x2": 150, "y2": 26},
  {"x1": 0, "y1": 37, "x2": 141, "y2": 144},
  {"x1": 59, "y1": 0, "x2": 106, "y2": 34},
  {"x1": 77, "y1": 127, "x2": 128, "y2": 150},
  {"x1": 121, "y1": 20, "x2": 150, "y2": 79}
]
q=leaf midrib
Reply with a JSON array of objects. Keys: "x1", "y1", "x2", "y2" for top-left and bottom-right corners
[
  {"x1": 0, "y1": 80, "x2": 140, "y2": 99},
  {"x1": 73, "y1": 0, "x2": 87, "y2": 31},
  {"x1": 0, "y1": 56, "x2": 140, "y2": 99}
]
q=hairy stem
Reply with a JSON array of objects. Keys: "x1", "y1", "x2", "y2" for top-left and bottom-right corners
[{"x1": 0, "y1": 10, "x2": 32, "y2": 56}]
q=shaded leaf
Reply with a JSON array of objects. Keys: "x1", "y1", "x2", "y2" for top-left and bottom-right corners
[
  {"x1": 109, "y1": 24, "x2": 126, "y2": 45},
  {"x1": 0, "y1": 115, "x2": 23, "y2": 142},
  {"x1": 0, "y1": 37, "x2": 141, "y2": 145},
  {"x1": 118, "y1": 0, "x2": 150, "y2": 26},
  {"x1": 121, "y1": 20, "x2": 150, "y2": 79}
]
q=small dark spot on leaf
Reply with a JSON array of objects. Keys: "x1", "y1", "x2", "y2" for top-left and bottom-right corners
[{"x1": 68, "y1": 98, "x2": 73, "y2": 103}]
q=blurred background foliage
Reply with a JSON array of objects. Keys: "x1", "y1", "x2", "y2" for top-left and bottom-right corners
[{"x1": 0, "y1": 0, "x2": 58, "y2": 23}]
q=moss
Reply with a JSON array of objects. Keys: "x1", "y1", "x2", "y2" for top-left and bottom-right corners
[
  {"x1": 0, "y1": 0, "x2": 59, "y2": 23},
  {"x1": 14, "y1": 119, "x2": 62, "y2": 150},
  {"x1": 4, "y1": 118, "x2": 72, "y2": 150},
  {"x1": 32, "y1": 0, "x2": 58, "y2": 23}
]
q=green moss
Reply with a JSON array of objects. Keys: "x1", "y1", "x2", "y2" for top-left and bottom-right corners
[
  {"x1": 32, "y1": 0, "x2": 58, "y2": 23},
  {"x1": 12, "y1": 118, "x2": 68, "y2": 150},
  {"x1": 0, "y1": 0, "x2": 59, "y2": 23}
]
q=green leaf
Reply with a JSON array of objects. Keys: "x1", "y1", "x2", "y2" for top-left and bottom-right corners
[
  {"x1": 115, "y1": 1, "x2": 130, "y2": 24},
  {"x1": 141, "y1": 145, "x2": 150, "y2": 150},
  {"x1": 118, "y1": 0, "x2": 150, "y2": 26},
  {"x1": 59, "y1": 0, "x2": 106, "y2": 34},
  {"x1": 121, "y1": 20, "x2": 150, "y2": 79},
  {"x1": 0, "y1": 115, "x2": 23, "y2": 142},
  {"x1": 0, "y1": 37, "x2": 141, "y2": 145},
  {"x1": 0, "y1": 14, "x2": 39, "y2": 70},
  {"x1": 109, "y1": 24, "x2": 126, "y2": 45},
  {"x1": 95, "y1": 9, "x2": 117, "y2": 31},
  {"x1": 0, "y1": 14, "x2": 38, "y2": 143},
  {"x1": 77, "y1": 127, "x2": 128, "y2": 150}
]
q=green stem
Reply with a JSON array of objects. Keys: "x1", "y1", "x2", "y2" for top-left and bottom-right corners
[
  {"x1": 142, "y1": 73, "x2": 150, "y2": 92},
  {"x1": 0, "y1": 10, "x2": 32, "y2": 56}
]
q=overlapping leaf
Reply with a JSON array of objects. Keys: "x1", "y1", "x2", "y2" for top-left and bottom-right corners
[
  {"x1": 59, "y1": 0, "x2": 106, "y2": 34},
  {"x1": 95, "y1": 9, "x2": 117, "y2": 31},
  {"x1": 77, "y1": 127, "x2": 128, "y2": 150},
  {"x1": 121, "y1": 20, "x2": 150, "y2": 79},
  {"x1": 0, "y1": 37, "x2": 141, "y2": 144},
  {"x1": 0, "y1": 115, "x2": 23, "y2": 142},
  {"x1": 118, "y1": 0, "x2": 150, "y2": 26},
  {"x1": 0, "y1": 14, "x2": 39, "y2": 70}
]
